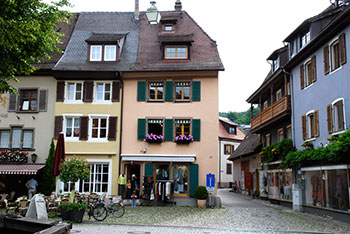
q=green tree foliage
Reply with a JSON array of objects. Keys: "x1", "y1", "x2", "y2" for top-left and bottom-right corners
[
  {"x1": 0, "y1": 0, "x2": 71, "y2": 94},
  {"x1": 41, "y1": 140, "x2": 57, "y2": 195},
  {"x1": 59, "y1": 158, "x2": 90, "y2": 184},
  {"x1": 219, "y1": 107, "x2": 259, "y2": 125},
  {"x1": 260, "y1": 139, "x2": 296, "y2": 164}
]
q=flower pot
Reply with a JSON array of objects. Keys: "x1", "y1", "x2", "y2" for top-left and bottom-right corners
[
  {"x1": 146, "y1": 139, "x2": 162, "y2": 144},
  {"x1": 197, "y1": 199, "x2": 207, "y2": 208},
  {"x1": 60, "y1": 207, "x2": 85, "y2": 223},
  {"x1": 176, "y1": 140, "x2": 192, "y2": 144}
]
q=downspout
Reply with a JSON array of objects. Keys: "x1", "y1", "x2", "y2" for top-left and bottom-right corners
[
  {"x1": 218, "y1": 137, "x2": 221, "y2": 188},
  {"x1": 118, "y1": 72, "x2": 124, "y2": 175}
]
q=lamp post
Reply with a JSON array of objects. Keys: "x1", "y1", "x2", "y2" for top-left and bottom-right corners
[
  {"x1": 146, "y1": 1, "x2": 161, "y2": 24},
  {"x1": 31, "y1": 153, "x2": 37, "y2": 163}
]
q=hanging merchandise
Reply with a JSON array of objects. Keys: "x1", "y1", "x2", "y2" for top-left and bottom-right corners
[
  {"x1": 166, "y1": 181, "x2": 171, "y2": 198},
  {"x1": 150, "y1": 189, "x2": 154, "y2": 200}
]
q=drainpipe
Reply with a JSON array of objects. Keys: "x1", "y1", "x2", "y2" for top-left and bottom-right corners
[
  {"x1": 118, "y1": 72, "x2": 124, "y2": 176},
  {"x1": 218, "y1": 138, "x2": 221, "y2": 188}
]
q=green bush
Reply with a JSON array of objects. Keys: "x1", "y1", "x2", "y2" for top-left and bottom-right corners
[
  {"x1": 194, "y1": 186, "x2": 208, "y2": 200},
  {"x1": 261, "y1": 139, "x2": 296, "y2": 163},
  {"x1": 41, "y1": 140, "x2": 57, "y2": 195},
  {"x1": 59, "y1": 202, "x2": 87, "y2": 211}
]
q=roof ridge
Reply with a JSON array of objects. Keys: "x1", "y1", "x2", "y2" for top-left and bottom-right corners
[{"x1": 182, "y1": 11, "x2": 216, "y2": 44}]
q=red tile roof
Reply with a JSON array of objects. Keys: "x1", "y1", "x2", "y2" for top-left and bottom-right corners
[{"x1": 219, "y1": 118, "x2": 245, "y2": 141}]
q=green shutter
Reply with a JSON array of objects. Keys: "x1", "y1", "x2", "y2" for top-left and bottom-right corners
[
  {"x1": 192, "y1": 81, "x2": 201, "y2": 101},
  {"x1": 145, "y1": 163, "x2": 154, "y2": 177},
  {"x1": 137, "y1": 118, "x2": 146, "y2": 140},
  {"x1": 164, "y1": 119, "x2": 174, "y2": 141},
  {"x1": 165, "y1": 81, "x2": 173, "y2": 102},
  {"x1": 137, "y1": 81, "x2": 146, "y2": 101},
  {"x1": 189, "y1": 164, "x2": 199, "y2": 197},
  {"x1": 192, "y1": 119, "x2": 201, "y2": 141}
]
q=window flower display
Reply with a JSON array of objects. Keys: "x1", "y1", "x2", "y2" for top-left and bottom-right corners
[
  {"x1": 175, "y1": 134, "x2": 194, "y2": 144},
  {"x1": 144, "y1": 133, "x2": 164, "y2": 143},
  {"x1": 0, "y1": 150, "x2": 28, "y2": 163}
]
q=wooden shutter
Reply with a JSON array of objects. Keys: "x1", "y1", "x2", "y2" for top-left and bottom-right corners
[
  {"x1": 192, "y1": 119, "x2": 201, "y2": 141},
  {"x1": 8, "y1": 94, "x2": 17, "y2": 112},
  {"x1": 165, "y1": 81, "x2": 174, "y2": 102},
  {"x1": 164, "y1": 119, "x2": 174, "y2": 141},
  {"x1": 38, "y1": 89, "x2": 48, "y2": 111},
  {"x1": 302, "y1": 115, "x2": 307, "y2": 141},
  {"x1": 56, "y1": 81, "x2": 65, "y2": 102},
  {"x1": 338, "y1": 100, "x2": 345, "y2": 131},
  {"x1": 137, "y1": 81, "x2": 146, "y2": 101},
  {"x1": 79, "y1": 116, "x2": 89, "y2": 140},
  {"x1": 311, "y1": 56, "x2": 317, "y2": 83},
  {"x1": 137, "y1": 118, "x2": 146, "y2": 141},
  {"x1": 300, "y1": 65, "x2": 304, "y2": 89},
  {"x1": 339, "y1": 33, "x2": 346, "y2": 65},
  {"x1": 314, "y1": 110, "x2": 319, "y2": 137},
  {"x1": 108, "y1": 117, "x2": 118, "y2": 141},
  {"x1": 324, "y1": 46, "x2": 330, "y2": 75},
  {"x1": 83, "y1": 81, "x2": 93, "y2": 102},
  {"x1": 145, "y1": 163, "x2": 154, "y2": 177},
  {"x1": 327, "y1": 104, "x2": 333, "y2": 134},
  {"x1": 54, "y1": 116, "x2": 63, "y2": 139},
  {"x1": 192, "y1": 81, "x2": 201, "y2": 101},
  {"x1": 189, "y1": 164, "x2": 198, "y2": 197},
  {"x1": 112, "y1": 81, "x2": 120, "y2": 102}
]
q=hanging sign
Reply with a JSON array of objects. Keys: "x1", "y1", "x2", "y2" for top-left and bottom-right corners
[{"x1": 206, "y1": 173, "x2": 215, "y2": 194}]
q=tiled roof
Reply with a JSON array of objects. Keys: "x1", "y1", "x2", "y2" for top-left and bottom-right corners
[
  {"x1": 135, "y1": 11, "x2": 224, "y2": 71},
  {"x1": 219, "y1": 120, "x2": 245, "y2": 141},
  {"x1": 227, "y1": 131, "x2": 261, "y2": 161},
  {"x1": 85, "y1": 33, "x2": 126, "y2": 43},
  {"x1": 54, "y1": 12, "x2": 140, "y2": 72}
]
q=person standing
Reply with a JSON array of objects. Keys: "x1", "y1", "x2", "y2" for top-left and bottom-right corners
[
  {"x1": 131, "y1": 191, "x2": 137, "y2": 207},
  {"x1": 25, "y1": 178, "x2": 38, "y2": 199},
  {"x1": 118, "y1": 173, "x2": 126, "y2": 199},
  {"x1": 131, "y1": 174, "x2": 138, "y2": 196}
]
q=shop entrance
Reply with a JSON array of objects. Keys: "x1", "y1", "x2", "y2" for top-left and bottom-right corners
[{"x1": 124, "y1": 163, "x2": 141, "y2": 196}]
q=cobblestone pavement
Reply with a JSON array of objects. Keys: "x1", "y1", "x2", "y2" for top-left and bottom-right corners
[{"x1": 71, "y1": 189, "x2": 350, "y2": 234}]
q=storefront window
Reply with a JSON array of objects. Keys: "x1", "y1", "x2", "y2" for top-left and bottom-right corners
[
  {"x1": 267, "y1": 171, "x2": 292, "y2": 201},
  {"x1": 156, "y1": 164, "x2": 169, "y2": 180},
  {"x1": 173, "y1": 164, "x2": 188, "y2": 195}
]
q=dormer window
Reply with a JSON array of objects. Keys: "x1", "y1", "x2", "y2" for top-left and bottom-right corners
[
  {"x1": 163, "y1": 24, "x2": 174, "y2": 31},
  {"x1": 272, "y1": 58, "x2": 279, "y2": 72},
  {"x1": 165, "y1": 46, "x2": 188, "y2": 59},
  {"x1": 90, "y1": 46, "x2": 102, "y2": 61},
  {"x1": 300, "y1": 31, "x2": 310, "y2": 48},
  {"x1": 104, "y1": 45, "x2": 117, "y2": 61}
]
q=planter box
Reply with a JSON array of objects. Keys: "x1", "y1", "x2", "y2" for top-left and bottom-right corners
[
  {"x1": 175, "y1": 140, "x2": 192, "y2": 144},
  {"x1": 146, "y1": 139, "x2": 162, "y2": 144},
  {"x1": 60, "y1": 208, "x2": 85, "y2": 223}
]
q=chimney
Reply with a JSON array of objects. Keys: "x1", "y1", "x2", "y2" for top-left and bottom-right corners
[
  {"x1": 134, "y1": 0, "x2": 139, "y2": 20},
  {"x1": 175, "y1": 0, "x2": 182, "y2": 12}
]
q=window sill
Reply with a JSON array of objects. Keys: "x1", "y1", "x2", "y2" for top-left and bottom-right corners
[
  {"x1": 92, "y1": 101, "x2": 113, "y2": 105},
  {"x1": 147, "y1": 100, "x2": 165, "y2": 103},
  {"x1": 331, "y1": 130, "x2": 345, "y2": 136},
  {"x1": 63, "y1": 101, "x2": 84, "y2": 104},
  {"x1": 328, "y1": 65, "x2": 342, "y2": 75},
  {"x1": 0, "y1": 148, "x2": 35, "y2": 151},
  {"x1": 16, "y1": 111, "x2": 39, "y2": 114},
  {"x1": 87, "y1": 139, "x2": 109, "y2": 143},
  {"x1": 65, "y1": 138, "x2": 81, "y2": 142},
  {"x1": 174, "y1": 100, "x2": 191, "y2": 103},
  {"x1": 305, "y1": 137, "x2": 317, "y2": 142},
  {"x1": 303, "y1": 82, "x2": 315, "y2": 91}
]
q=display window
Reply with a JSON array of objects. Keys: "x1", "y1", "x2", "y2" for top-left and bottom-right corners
[{"x1": 267, "y1": 170, "x2": 292, "y2": 201}]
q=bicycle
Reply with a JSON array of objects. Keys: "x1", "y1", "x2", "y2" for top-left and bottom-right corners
[{"x1": 88, "y1": 196, "x2": 125, "y2": 221}]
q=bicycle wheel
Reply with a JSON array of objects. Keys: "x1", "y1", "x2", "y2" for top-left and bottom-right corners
[
  {"x1": 111, "y1": 203, "x2": 125, "y2": 218},
  {"x1": 92, "y1": 204, "x2": 108, "y2": 221}
]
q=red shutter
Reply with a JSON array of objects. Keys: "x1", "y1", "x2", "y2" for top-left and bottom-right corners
[
  {"x1": 302, "y1": 115, "x2": 307, "y2": 141},
  {"x1": 314, "y1": 110, "x2": 319, "y2": 137},
  {"x1": 54, "y1": 116, "x2": 63, "y2": 139},
  {"x1": 339, "y1": 33, "x2": 346, "y2": 65},
  {"x1": 83, "y1": 81, "x2": 93, "y2": 102},
  {"x1": 108, "y1": 117, "x2": 118, "y2": 141},
  {"x1": 311, "y1": 56, "x2": 317, "y2": 83},
  {"x1": 56, "y1": 82, "x2": 65, "y2": 102},
  {"x1": 327, "y1": 104, "x2": 333, "y2": 134},
  {"x1": 300, "y1": 65, "x2": 305, "y2": 89},
  {"x1": 112, "y1": 82, "x2": 120, "y2": 102},
  {"x1": 324, "y1": 46, "x2": 330, "y2": 75},
  {"x1": 80, "y1": 116, "x2": 89, "y2": 140}
]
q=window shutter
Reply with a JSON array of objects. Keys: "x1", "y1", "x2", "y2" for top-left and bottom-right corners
[
  {"x1": 145, "y1": 163, "x2": 154, "y2": 177},
  {"x1": 311, "y1": 56, "x2": 317, "y2": 83},
  {"x1": 339, "y1": 33, "x2": 346, "y2": 65},
  {"x1": 108, "y1": 117, "x2": 118, "y2": 141},
  {"x1": 314, "y1": 110, "x2": 319, "y2": 137},
  {"x1": 79, "y1": 117, "x2": 89, "y2": 140},
  {"x1": 83, "y1": 81, "x2": 93, "y2": 102},
  {"x1": 165, "y1": 81, "x2": 174, "y2": 102},
  {"x1": 302, "y1": 115, "x2": 307, "y2": 141},
  {"x1": 192, "y1": 119, "x2": 201, "y2": 141},
  {"x1": 338, "y1": 100, "x2": 345, "y2": 131},
  {"x1": 192, "y1": 81, "x2": 201, "y2": 101},
  {"x1": 8, "y1": 94, "x2": 17, "y2": 112},
  {"x1": 54, "y1": 116, "x2": 63, "y2": 139},
  {"x1": 137, "y1": 118, "x2": 146, "y2": 141},
  {"x1": 137, "y1": 81, "x2": 146, "y2": 101},
  {"x1": 112, "y1": 81, "x2": 120, "y2": 102},
  {"x1": 56, "y1": 81, "x2": 65, "y2": 102},
  {"x1": 324, "y1": 46, "x2": 330, "y2": 75},
  {"x1": 189, "y1": 164, "x2": 198, "y2": 197},
  {"x1": 38, "y1": 89, "x2": 48, "y2": 111},
  {"x1": 164, "y1": 119, "x2": 174, "y2": 141},
  {"x1": 300, "y1": 65, "x2": 304, "y2": 89},
  {"x1": 327, "y1": 104, "x2": 333, "y2": 134}
]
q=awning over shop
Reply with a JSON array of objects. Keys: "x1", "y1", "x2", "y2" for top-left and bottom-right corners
[
  {"x1": 121, "y1": 154, "x2": 196, "y2": 162},
  {"x1": 0, "y1": 164, "x2": 45, "y2": 175}
]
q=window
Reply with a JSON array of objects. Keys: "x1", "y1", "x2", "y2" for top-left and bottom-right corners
[
  {"x1": 330, "y1": 40, "x2": 340, "y2": 71},
  {"x1": 287, "y1": 125, "x2": 292, "y2": 139},
  {"x1": 147, "y1": 119, "x2": 163, "y2": 136},
  {"x1": 90, "y1": 45, "x2": 102, "y2": 61},
  {"x1": 272, "y1": 58, "x2": 279, "y2": 72},
  {"x1": 165, "y1": 46, "x2": 188, "y2": 59},
  {"x1": 229, "y1": 126, "x2": 236, "y2": 135},
  {"x1": 224, "y1": 144, "x2": 232, "y2": 154},
  {"x1": 226, "y1": 163, "x2": 232, "y2": 175},
  {"x1": 67, "y1": 82, "x2": 83, "y2": 102},
  {"x1": 173, "y1": 164, "x2": 188, "y2": 195},
  {"x1": 175, "y1": 119, "x2": 191, "y2": 137},
  {"x1": 1, "y1": 128, "x2": 34, "y2": 149},
  {"x1": 104, "y1": 46, "x2": 117, "y2": 61},
  {"x1": 307, "y1": 112, "x2": 315, "y2": 139},
  {"x1": 22, "y1": 130, "x2": 33, "y2": 149},
  {"x1": 163, "y1": 24, "x2": 173, "y2": 31},
  {"x1": 264, "y1": 134, "x2": 271, "y2": 146},
  {"x1": 276, "y1": 89, "x2": 282, "y2": 101},
  {"x1": 328, "y1": 99, "x2": 345, "y2": 133},
  {"x1": 289, "y1": 42, "x2": 295, "y2": 58},
  {"x1": 175, "y1": 82, "x2": 190, "y2": 101},
  {"x1": 304, "y1": 60, "x2": 313, "y2": 87},
  {"x1": 65, "y1": 117, "x2": 80, "y2": 139},
  {"x1": 277, "y1": 128, "x2": 284, "y2": 142},
  {"x1": 95, "y1": 82, "x2": 111, "y2": 102},
  {"x1": 324, "y1": 33, "x2": 346, "y2": 75},
  {"x1": 90, "y1": 116, "x2": 109, "y2": 140},
  {"x1": 0, "y1": 130, "x2": 10, "y2": 148},
  {"x1": 302, "y1": 110, "x2": 319, "y2": 140},
  {"x1": 301, "y1": 31, "x2": 310, "y2": 48},
  {"x1": 263, "y1": 100, "x2": 268, "y2": 110},
  {"x1": 156, "y1": 164, "x2": 170, "y2": 180},
  {"x1": 148, "y1": 82, "x2": 164, "y2": 101},
  {"x1": 19, "y1": 90, "x2": 37, "y2": 111},
  {"x1": 300, "y1": 56, "x2": 316, "y2": 89}
]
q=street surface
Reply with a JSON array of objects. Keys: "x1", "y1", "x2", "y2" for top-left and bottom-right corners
[{"x1": 72, "y1": 189, "x2": 350, "y2": 234}]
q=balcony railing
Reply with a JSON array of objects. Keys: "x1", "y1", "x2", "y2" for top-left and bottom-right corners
[{"x1": 251, "y1": 95, "x2": 291, "y2": 130}]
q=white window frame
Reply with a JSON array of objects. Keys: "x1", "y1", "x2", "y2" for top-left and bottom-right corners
[
  {"x1": 332, "y1": 98, "x2": 346, "y2": 134},
  {"x1": 272, "y1": 58, "x2": 279, "y2": 72},
  {"x1": 328, "y1": 36, "x2": 343, "y2": 74},
  {"x1": 88, "y1": 114, "x2": 110, "y2": 142},
  {"x1": 104, "y1": 45, "x2": 117, "y2": 61},
  {"x1": 93, "y1": 82, "x2": 112, "y2": 104},
  {"x1": 289, "y1": 41, "x2": 295, "y2": 58},
  {"x1": 301, "y1": 31, "x2": 310, "y2": 48},
  {"x1": 306, "y1": 110, "x2": 316, "y2": 140},
  {"x1": 0, "y1": 130, "x2": 10, "y2": 148},
  {"x1": 62, "y1": 114, "x2": 83, "y2": 142},
  {"x1": 303, "y1": 58, "x2": 314, "y2": 89},
  {"x1": 90, "y1": 45, "x2": 102, "y2": 61},
  {"x1": 65, "y1": 81, "x2": 83, "y2": 104}
]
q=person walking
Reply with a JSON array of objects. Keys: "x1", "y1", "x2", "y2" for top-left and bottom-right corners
[
  {"x1": 118, "y1": 173, "x2": 126, "y2": 199},
  {"x1": 131, "y1": 191, "x2": 137, "y2": 207},
  {"x1": 131, "y1": 174, "x2": 138, "y2": 195},
  {"x1": 25, "y1": 178, "x2": 38, "y2": 199}
]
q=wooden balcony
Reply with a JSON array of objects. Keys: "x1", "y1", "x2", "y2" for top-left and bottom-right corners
[{"x1": 251, "y1": 95, "x2": 291, "y2": 131}]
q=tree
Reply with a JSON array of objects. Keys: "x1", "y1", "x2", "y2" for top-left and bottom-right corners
[
  {"x1": 0, "y1": 0, "x2": 70, "y2": 94},
  {"x1": 40, "y1": 140, "x2": 57, "y2": 195}
]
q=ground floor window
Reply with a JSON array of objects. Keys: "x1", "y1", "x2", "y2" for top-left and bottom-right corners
[{"x1": 267, "y1": 170, "x2": 292, "y2": 201}]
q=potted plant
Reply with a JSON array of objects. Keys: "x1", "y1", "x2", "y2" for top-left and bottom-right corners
[
  {"x1": 301, "y1": 141, "x2": 313, "y2": 150},
  {"x1": 58, "y1": 158, "x2": 90, "y2": 222},
  {"x1": 143, "y1": 133, "x2": 164, "y2": 143},
  {"x1": 195, "y1": 186, "x2": 208, "y2": 208},
  {"x1": 175, "y1": 135, "x2": 194, "y2": 144}
]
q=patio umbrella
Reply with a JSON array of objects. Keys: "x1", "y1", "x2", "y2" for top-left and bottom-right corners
[{"x1": 52, "y1": 133, "x2": 65, "y2": 176}]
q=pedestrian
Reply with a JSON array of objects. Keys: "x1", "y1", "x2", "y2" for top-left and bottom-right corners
[
  {"x1": 127, "y1": 179, "x2": 132, "y2": 199},
  {"x1": 131, "y1": 191, "x2": 137, "y2": 207},
  {"x1": 118, "y1": 173, "x2": 126, "y2": 199},
  {"x1": 25, "y1": 178, "x2": 38, "y2": 199},
  {"x1": 131, "y1": 174, "x2": 138, "y2": 195}
]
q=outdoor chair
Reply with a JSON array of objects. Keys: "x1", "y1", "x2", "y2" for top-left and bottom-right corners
[
  {"x1": 46, "y1": 198, "x2": 59, "y2": 217},
  {"x1": 60, "y1": 198, "x2": 69, "y2": 204},
  {"x1": 17, "y1": 199, "x2": 29, "y2": 216},
  {"x1": 4, "y1": 199, "x2": 17, "y2": 214}
]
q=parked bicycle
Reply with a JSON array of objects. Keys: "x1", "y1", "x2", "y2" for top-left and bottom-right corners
[{"x1": 88, "y1": 196, "x2": 125, "y2": 221}]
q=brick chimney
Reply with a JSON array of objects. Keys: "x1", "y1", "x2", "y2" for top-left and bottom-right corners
[
  {"x1": 175, "y1": 0, "x2": 182, "y2": 12},
  {"x1": 134, "y1": 0, "x2": 139, "y2": 20}
]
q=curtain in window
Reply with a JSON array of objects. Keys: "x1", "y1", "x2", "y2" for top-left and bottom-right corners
[
  {"x1": 23, "y1": 131, "x2": 33, "y2": 148},
  {"x1": 0, "y1": 131, "x2": 10, "y2": 148},
  {"x1": 12, "y1": 129, "x2": 22, "y2": 148}
]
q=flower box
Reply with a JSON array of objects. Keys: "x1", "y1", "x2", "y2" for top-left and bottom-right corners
[
  {"x1": 0, "y1": 150, "x2": 28, "y2": 163},
  {"x1": 144, "y1": 134, "x2": 164, "y2": 143},
  {"x1": 175, "y1": 135, "x2": 194, "y2": 144}
]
